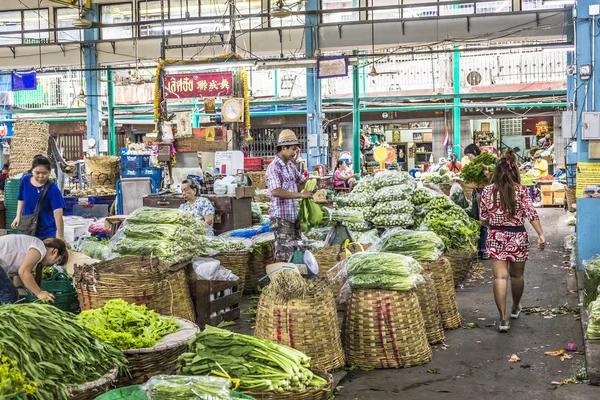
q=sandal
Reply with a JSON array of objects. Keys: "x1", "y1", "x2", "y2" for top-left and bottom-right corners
[{"x1": 498, "y1": 320, "x2": 510, "y2": 333}]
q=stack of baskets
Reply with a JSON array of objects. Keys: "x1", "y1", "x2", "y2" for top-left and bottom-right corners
[
  {"x1": 415, "y1": 270, "x2": 445, "y2": 344},
  {"x1": 420, "y1": 257, "x2": 462, "y2": 329},
  {"x1": 214, "y1": 250, "x2": 250, "y2": 293},
  {"x1": 446, "y1": 248, "x2": 474, "y2": 286},
  {"x1": 254, "y1": 281, "x2": 345, "y2": 372},
  {"x1": 566, "y1": 185, "x2": 576, "y2": 213},
  {"x1": 313, "y1": 243, "x2": 369, "y2": 278},
  {"x1": 343, "y1": 288, "x2": 432, "y2": 369},
  {"x1": 8, "y1": 121, "x2": 49, "y2": 177},
  {"x1": 86, "y1": 156, "x2": 120, "y2": 189}
]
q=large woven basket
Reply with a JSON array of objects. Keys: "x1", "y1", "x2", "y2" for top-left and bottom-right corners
[
  {"x1": 8, "y1": 121, "x2": 49, "y2": 178},
  {"x1": 446, "y1": 249, "x2": 474, "y2": 286},
  {"x1": 416, "y1": 270, "x2": 445, "y2": 344},
  {"x1": 421, "y1": 257, "x2": 462, "y2": 330},
  {"x1": 313, "y1": 243, "x2": 371, "y2": 278},
  {"x1": 242, "y1": 371, "x2": 332, "y2": 400},
  {"x1": 245, "y1": 240, "x2": 275, "y2": 294},
  {"x1": 74, "y1": 256, "x2": 193, "y2": 320},
  {"x1": 118, "y1": 318, "x2": 199, "y2": 387},
  {"x1": 438, "y1": 183, "x2": 452, "y2": 196},
  {"x1": 566, "y1": 185, "x2": 576, "y2": 213},
  {"x1": 343, "y1": 289, "x2": 432, "y2": 369},
  {"x1": 460, "y1": 182, "x2": 474, "y2": 201},
  {"x1": 254, "y1": 282, "x2": 345, "y2": 371},
  {"x1": 248, "y1": 171, "x2": 266, "y2": 190},
  {"x1": 68, "y1": 368, "x2": 118, "y2": 400},
  {"x1": 214, "y1": 250, "x2": 250, "y2": 293}
]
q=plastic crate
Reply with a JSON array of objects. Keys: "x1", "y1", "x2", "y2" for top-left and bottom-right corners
[
  {"x1": 73, "y1": 204, "x2": 109, "y2": 218},
  {"x1": 139, "y1": 167, "x2": 162, "y2": 186},
  {"x1": 88, "y1": 195, "x2": 116, "y2": 206},
  {"x1": 121, "y1": 154, "x2": 150, "y2": 169},
  {"x1": 121, "y1": 168, "x2": 140, "y2": 178},
  {"x1": 244, "y1": 157, "x2": 263, "y2": 171},
  {"x1": 63, "y1": 196, "x2": 78, "y2": 216}
]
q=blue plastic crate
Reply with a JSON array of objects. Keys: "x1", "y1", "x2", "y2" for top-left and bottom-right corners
[
  {"x1": 139, "y1": 167, "x2": 162, "y2": 185},
  {"x1": 88, "y1": 195, "x2": 116, "y2": 206},
  {"x1": 121, "y1": 155, "x2": 150, "y2": 169},
  {"x1": 121, "y1": 168, "x2": 140, "y2": 178},
  {"x1": 63, "y1": 196, "x2": 78, "y2": 216}
]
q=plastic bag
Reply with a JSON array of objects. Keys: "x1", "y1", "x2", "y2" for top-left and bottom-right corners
[
  {"x1": 351, "y1": 229, "x2": 379, "y2": 245},
  {"x1": 372, "y1": 170, "x2": 411, "y2": 190},
  {"x1": 587, "y1": 299, "x2": 600, "y2": 340},
  {"x1": 205, "y1": 236, "x2": 250, "y2": 255},
  {"x1": 192, "y1": 257, "x2": 238, "y2": 281},
  {"x1": 564, "y1": 233, "x2": 576, "y2": 251},
  {"x1": 373, "y1": 184, "x2": 414, "y2": 203},
  {"x1": 214, "y1": 175, "x2": 236, "y2": 195},
  {"x1": 372, "y1": 200, "x2": 413, "y2": 215},
  {"x1": 370, "y1": 213, "x2": 414, "y2": 227},
  {"x1": 127, "y1": 207, "x2": 199, "y2": 226},
  {"x1": 449, "y1": 182, "x2": 470, "y2": 209},
  {"x1": 370, "y1": 228, "x2": 445, "y2": 261},
  {"x1": 305, "y1": 227, "x2": 332, "y2": 241},
  {"x1": 411, "y1": 187, "x2": 442, "y2": 206},
  {"x1": 75, "y1": 238, "x2": 113, "y2": 260},
  {"x1": 142, "y1": 375, "x2": 232, "y2": 400},
  {"x1": 335, "y1": 192, "x2": 373, "y2": 208},
  {"x1": 584, "y1": 256, "x2": 600, "y2": 306},
  {"x1": 567, "y1": 214, "x2": 576, "y2": 226}
]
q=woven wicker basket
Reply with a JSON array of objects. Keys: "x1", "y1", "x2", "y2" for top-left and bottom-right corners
[
  {"x1": 438, "y1": 183, "x2": 452, "y2": 196},
  {"x1": 245, "y1": 240, "x2": 275, "y2": 294},
  {"x1": 248, "y1": 171, "x2": 266, "y2": 190},
  {"x1": 460, "y1": 182, "x2": 474, "y2": 201},
  {"x1": 343, "y1": 289, "x2": 432, "y2": 369},
  {"x1": 118, "y1": 318, "x2": 199, "y2": 387},
  {"x1": 446, "y1": 249, "x2": 474, "y2": 286},
  {"x1": 566, "y1": 185, "x2": 576, "y2": 213},
  {"x1": 8, "y1": 121, "x2": 50, "y2": 178},
  {"x1": 313, "y1": 243, "x2": 370, "y2": 278},
  {"x1": 421, "y1": 257, "x2": 462, "y2": 330},
  {"x1": 416, "y1": 270, "x2": 445, "y2": 344},
  {"x1": 255, "y1": 282, "x2": 345, "y2": 372},
  {"x1": 68, "y1": 368, "x2": 118, "y2": 400},
  {"x1": 155, "y1": 268, "x2": 196, "y2": 322},
  {"x1": 242, "y1": 371, "x2": 332, "y2": 400},
  {"x1": 214, "y1": 250, "x2": 250, "y2": 294}
]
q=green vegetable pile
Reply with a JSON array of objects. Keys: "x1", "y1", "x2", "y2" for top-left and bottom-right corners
[
  {"x1": 205, "y1": 236, "x2": 248, "y2": 254},
  {"x1": 372, "y1": 170, "x2": 410, "y2": 190},
  {"x1": 75, "y1": 236, "x2": 111, "y2": 260},
  {"x1": 0, "y1": 354, "x2": 38, "y2": 399},
  {"x1": 335, "y1": 192, "x2": 373, "y2": 208},
  {"x1": 584, "y1": 256, "x2": 600, "y2": 306},
  {"x1": 520, "y1": 173, "x2": 536, "y2": 186},
  {"x1": 460, "y1": 152, "x2": 497, "y2": 185},
  {"x1": 369, "y1": 181, "x2": 415, "y2": 227},
  {"x1": 587, "y1": 298, "x2": 600, "y2": 340},
  {"x1": 370, "y1": 229, "x2": 445, "y2": 261},
  {"x1": 412, "y1": 188, "x2": 435, "y2": 205},
  {"x1": 423, "y1": 167, "x2": 452, "y2": 184},
  {"x1": 0, "y1": 304, "x2": 127, "y2": 400},
  {"x1": 334, "y1": 180, "x2": 374, "y2": 232},
  {"x1": 142, "y1": 375, "x2": 231, "y2": 400},
  {"x1": 116, "y1": 207, "x2": 207, "y2": 264},
  {"x1": 345, "y1": 252, "x2": 424, "y2": 291},
  {"x1": 179, "y1": 326, "x2": 328, "y2": 392},
  {"x1": 331, "y1": 208, "x2": 367, "y2": 224},
  {"x1": 252, "y1": 202, "x2": 263, "y2": 225},
  {"x1": 422, "y1": 217, "x2": 480, "y2": 251},
  {"x1": 372, "y1": 184, "x2": 413, "y2": 203},
  {"x1": 77, "y1": 299, "x2": 180, "y2": 350}
]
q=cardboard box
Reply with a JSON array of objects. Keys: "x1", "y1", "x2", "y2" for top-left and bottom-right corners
[
  {"x1": 551, "y1": 182, "x2": 566, "y2": 192},
  {"x1": 554, "y1": 190, "x2": 566, "y2": 205},
  {"x1": 234, "y1": 186, "x2": 255, "y2": 199},
  {"x1": 540, "y1": 184, "x2": 553, "y2": 193},
  {"x1": 542, "y1": 191, "x2": 554, "y2": 205}
]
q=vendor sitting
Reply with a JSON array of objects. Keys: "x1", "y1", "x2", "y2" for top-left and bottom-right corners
[
  {"x1": 179, "y1": 179, "x2": 215, "y2": 235},
  {"x1": 333, "y1": 160, "x2": 358, "y2": 190},
  {"x1": 533, "y1": 153, "x2": 549, "y2": 177}
]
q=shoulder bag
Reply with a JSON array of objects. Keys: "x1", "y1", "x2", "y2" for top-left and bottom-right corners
[{"x1": 18, "y1": 181, "x2": 52, "y2": 237}]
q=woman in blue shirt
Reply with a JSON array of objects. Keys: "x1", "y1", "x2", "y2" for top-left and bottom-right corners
[
  {"x1": 11, "y1": 155, "x2": 66, "y2": 241},
  {"x1": 179, "y1": 179, "x2": 215, "y2": 235}
]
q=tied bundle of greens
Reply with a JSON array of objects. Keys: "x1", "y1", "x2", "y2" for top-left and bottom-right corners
[
  {"x1": 299, "y1": 179, "x2": 326, "y2": 233},
  {"x1": 205, "y1": 236, "x2": 248, "y2": 254},
  {"x1": 0, "y1": 304, "x2": 127, "y2": 400},
  {"x1": 76, "y1": 237, "x2": 112, "y2": 260},
  {"x1": 584, "y1": 256, "x2": 600, "y2": 306},
  {"x1": 124, "y1": 223, "x2": 204, "y2": 243},
  {"x1": 422, "y1": 217, "x2": 480, "y2": 251},
  {"x1": 344, "y1": 253, "x2": 424, "y2": 291},
  {"x1": 127, "y1": 207, "x2": 199, "y2": 226},
  {"x1": 116, "y1": 237, "x2": 206, "y2": 264},
  {"x1": 77, "y1": 299, "x2": 180, "y2": 350},
  {"x1": 460, "y1": 152, "x2": 497, "y2": 185},
  {"x1": 142, "y1": 375, "x2": 232, "y2": 400},
  {"x1": 587, "y1": 299, "x2": 600, "y2": 340},
  {"x1": 370, "y1": 229, "x2": 445, "y2": 261},
  {"x1": 179, "y1": 326, "x2": 328, "y2": 392},
  {"x1": 330, "y1": 208, "x2": 367, "y2": 224},
  {"x1": 423, "y1": 167, "x2": 453, "y2": 184}
]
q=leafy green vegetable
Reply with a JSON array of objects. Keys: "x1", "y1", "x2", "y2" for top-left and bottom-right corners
[
  {"x1": 142, "y1": 375, "x2": 232, "y2": 399},
  {"x1": 76, "y1": 239, "x2": 112, "y2": 260},
  {"x1": 372, "y1": 170, "x2": 410, "y2": 190},
  {"x1": 372, "y1": 200, "x2": 413, "y2": 215},
  {"x1": 124, "y1": 223, "x2": 204, "y2": 242},
  {"x1": 0, "y1": 304, "x2": 127, "y2": 400},
  {"x1": 371, "y1": 213, "x2": 414, "y2": 227},
  {"x1": 127, "y1": 207, "x2": 200, "y2": 226},
  {"x1": 335, "y1": 192, "x2": 373, "y2": 208},
  {"x1": 78, "y1": 299, "x2": 180, "y2": 350},
  {"x1": 331, "y1": 208, "x2": 366, "y2": 224},
  {"x1": 0, "y1": 355, "x2": 38, "y2": 399},
  {"x1": 346, "y1": 252, "x2": 422, "y2": 277},
  {"x1": 373, "y1": 184, "x2": 413, "y2": 203},
  {"x1": 350, "y1": 273, "x2": 424, "y2": 291},
  {"x1": 584, "y1": 256, "x2": 600, "y2": 306},
  {"x1": 587, "y1": 299, "x2": 600, "y2": 340},
  {"x1": 460, "y1": 152, "x2": 497, "y2": 185},
  {"x1": 179, "y1": 326, "x2": 327, "y2": 392},
  {"x1": 421, "y1": 217, "x2": 480, "y2": 251},
  {"x1": 116, "y1": 236, "x2": 205, "y2": 264},
  {"x1": 370, "y1": 229, "x2": 445, "y2": 261},
  {"x1": 299, "y1": 198, "x2": 326, "y2": 233}
]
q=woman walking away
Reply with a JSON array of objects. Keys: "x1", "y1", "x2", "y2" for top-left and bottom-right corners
[
  {"x1": 480, "y1": 150, "x2": 546, "y2": 333},
  {"x1": 11, "y1": 155, "x2": 66, "y2": 241}
]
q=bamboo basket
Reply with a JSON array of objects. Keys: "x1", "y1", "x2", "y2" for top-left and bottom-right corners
[
  {"x1": 438, "y1": 183, "x2": 452, "y2": 196},
  {"x1": 421, "y1": 257, "x2": 462, "y2": 330},
  {"x1": 8, "y1": 121, "x2": 49, "y2": 178},
  {"x1": 460, "y1": 182, "x2": 474, "y2": 201},
  {"x1": 446, "y1": 249, "x2": 474, "y2": 286},
  {"x1": 214, "y1": 250, "x2": 250, "y2": 294},
  {"x1": 155, "y1": 268, "x2": 196, "y2": 322},
  {"x1": 242, "y1": 371, "x2": 332, "y2": 400},
  {"x1": 254, "y1": 282, "x2": 345, "y2": 372},
  {"x1": 248, "y1": 171, "x2": 267, "y2": 190},
  {"x1": 118, "y1": 318, "x2": 200, "y2": 386},
  {"x1": 245, "y1": 239, "x2": 275, "y2": 294},
  {"x1": 313, "y1": 243, "x2": 371, "y2": 278},
  {"x1": 416, "y1": 270, "x2": 445, "y2": 344},
  {"x1": 343, "y1": 289, "x2": 432, "y2": 369},
  {"x1": 566, "y1": 185, "x2": 576, "y2": 213},
  {"x1": 68, "y1": 368, "x2": 118, "y2": 400}
]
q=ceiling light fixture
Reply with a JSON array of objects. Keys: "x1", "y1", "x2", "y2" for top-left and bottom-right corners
[
  {"x1": 271, "y1": 0, "x2": 292, "y2": 18},
  {"x1": 368, "y1": 65, "x2": 379, "y2": 77}
]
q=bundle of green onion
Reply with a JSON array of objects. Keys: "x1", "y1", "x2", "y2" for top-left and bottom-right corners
[
  {"x1": 370, "y1": 229, "x2": 445, "y2": 261},
  {"x1": 179, "y1": 326, "x2": 328, "y2": 392},
  {"x1": 345, "y1": 252, "x2": 424, "y2": 291}
]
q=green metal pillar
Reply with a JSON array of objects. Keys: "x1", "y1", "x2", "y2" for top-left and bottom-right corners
[
  {"x1": 352, "y1": 60, "x2": 361, "y2": 175},
  {"x1": 107, "y1": 67, "x2": 117, "y2": 156},
  {"x1": 452, "y1": 47, "x2": 461, "y2": 156}
]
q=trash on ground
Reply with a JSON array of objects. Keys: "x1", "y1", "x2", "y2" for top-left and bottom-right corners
[{"x1": 509, "y1": 354, "x2": 521, "y2": 363}]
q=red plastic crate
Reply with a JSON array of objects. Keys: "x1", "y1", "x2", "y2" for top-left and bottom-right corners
[{"x1": 244, "y1": 157, "x2": 263, "y2": 170}]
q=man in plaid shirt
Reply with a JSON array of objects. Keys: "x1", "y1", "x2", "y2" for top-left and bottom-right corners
[{"x1": 266, "y1": 129, "x2": 313, "y2": 261}]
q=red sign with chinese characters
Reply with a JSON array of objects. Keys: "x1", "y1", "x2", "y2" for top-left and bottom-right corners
[{"x1": 164, "y1": 72, "x2": 233, "y2": 99}]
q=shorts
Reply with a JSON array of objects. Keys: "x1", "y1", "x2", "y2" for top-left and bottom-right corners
[
  {"x1": 0, "y1": 267, "x2": 18, "y2": 305},
  {"x1": 269, "y1": 218, "x2": 302, "y2": 262}
]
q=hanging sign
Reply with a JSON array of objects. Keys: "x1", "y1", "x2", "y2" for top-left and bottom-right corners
[
  {"x1": 164, "y1": 72, "x2": 233, "y2": 99},
  {"x1": 576, "y1": 162, "x2": 600, "y2": 199},
  {"x1": 206, "y1": 127, "x2": 215, "y2": 142}
]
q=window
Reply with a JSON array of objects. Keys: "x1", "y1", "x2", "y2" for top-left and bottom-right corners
[
  {"x1": 101, "y1": 3, "x2": 133, "y2": 39},
  {"x1": 200, "y1": 0, "x2": 230, "y2": 33},
  {"x1": 139, "y1": 0, "x2": 167, "y2": 37},
  {"x1": 55, "y1": 8, "x2": 84, "y2": 42},
  {"x1": 475, "y1": 1, "x2": 511, "y2": 13},
  {"x1": 371, "y1": 0, "x2": 400, "y2": 20},
  {"x1": 167, "y1": 0, "x2": 201, "y2": 36},
  {"x1": 403, "y1": 0, "x2": 437, "y2": 18},
  {"x1": 439, "y1": 0, "x2": 473, "y2": 16},
  {"x1": 23, "y1": 9, "x2": 49, "y2": 43},
  {"x1": 0, "y1": 11, "x2": 22, "y2": 45},
  {"x1": 322, "y1": 0, "x2": 359, "y2": 23},
  {"x1": 235, "y1": 0, "x2": 265, "y2": 31}
]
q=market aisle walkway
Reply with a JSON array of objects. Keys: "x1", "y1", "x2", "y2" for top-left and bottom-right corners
[{"x1": 336, "y1": 208, "x2": 599, "y2": 400}]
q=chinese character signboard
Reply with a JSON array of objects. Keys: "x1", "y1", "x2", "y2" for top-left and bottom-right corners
[{"x1": 164, "y1": 72, "x2": 233, "y2": 99}]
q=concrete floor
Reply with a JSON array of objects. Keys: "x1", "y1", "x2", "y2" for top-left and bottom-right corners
[{"x1": 233, "y1": 208, "x2": 600, "y2": 399}]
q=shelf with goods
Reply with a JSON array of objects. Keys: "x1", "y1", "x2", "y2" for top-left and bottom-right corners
[{"x1": 473, "y1": 130, "x2": 499, "y2": 153}]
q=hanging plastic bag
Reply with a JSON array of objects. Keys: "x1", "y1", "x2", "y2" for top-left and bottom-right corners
[
  {"x1": 214, "y1": 175, "x2": 236, "y2": 195},
  {"x1": 450, "y1": 182, "x2": 470, "y2": 210}
]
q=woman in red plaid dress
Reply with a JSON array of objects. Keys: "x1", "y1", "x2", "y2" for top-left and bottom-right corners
[{"x1": 480, "y1": 150, "x2": 546, "y2": 333}]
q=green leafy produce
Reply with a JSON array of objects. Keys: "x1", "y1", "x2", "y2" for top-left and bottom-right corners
[
  {"x1": 587, "y1": 299, "x2": 600, "y2": 340},
  {"x1": 372, "y1": 170, "x2": 410, "y2": 190},
  {"x1": 423, "y1": 169, "x2": 453, "y2": 184},
  {"x1": 116, "y1": 236, "x2": 204, "y2": 264},
  {"x1": 331, "y1": 208, "x2": 366, "y2": 224},
  {"x1": 124, "y1": 223, "x2": 204, "y2": 242},
  {"x1": 412, "y1": 188, "x2": 435, "y2": 205},
  {"x1": 373, "y1": 185, "x2": 413, "y2": 202},
  {"x1": 78, "y1": 299, "x2": 180, "y2": 350},
  {"x1": 584, "y1": 256, "x2": 600, "y2": 306},
  {"x1": 179, "y1": 326, "x2": 328, "y2": 392},
  {"x1": 0, "y1": 354, "x2": 38, "y2": 399},
  {"x1": 450, "y1": 187, "x2": 470, "y2": 210},
  {"x1": 344, "y1": 252, "x2": 424, "y2": 291},
  {"x1": 370, "y1": 229, "x2": 445, "y2": 261},
  {"x1": 299, "y1": 198, "x2": 325, "y2": 233},
  {"x1": 205, "y1": 236, "x2": 248, "y2": 253},
  {"x1": 335, "y1": 192, "x2": 373, "y2": 208},
  {"x1": 371, "y1": 213, "x2": 414, "y2": 227},
  {"x1": 0, "y1": 303, "x2": 127, "y2": 400},
  {"x1": 75, "y1": 238, "x2": 112, "y2": 260},
  {"x1": 460, "y1": 152, "x2": 497, "y2": 185},
  {"x1": 350, "y1": 273, "x2": 425, "y2": 291},
  {"x1": 252, "y1": 203, "x2": 263, "y2": 225},
  {"x1": 421, "y1": 217, "x2": 480, "y2": 251},
  {"x1": 305, "y1": 227, "x2": 331, "y2": 241},
  {"x1": 350, "y1": 229, "x2": 380, "y2": 245},
  {"x1": 372, "y1": 200, "x2": 413, "y2": 215},
  {"x1": 142, "y1": 375, "x2": 232, "y2": 400},
  {"x1": 127, "y1": 207, "x2": 200, "y2": 226},
  {"x1": 352, "y1": 178, "x2": 376, "y2": 196},
  {"x1": 345, "y1": 221, "x2": 373, "y2": 232}
]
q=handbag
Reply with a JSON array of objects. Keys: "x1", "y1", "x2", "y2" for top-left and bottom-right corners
[{"x1": 18, "y1": 181, "x2": 51, "y2": 237}]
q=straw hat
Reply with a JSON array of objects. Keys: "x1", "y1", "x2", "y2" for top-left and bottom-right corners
[{"x1": 277, "y1": 129, "x2": 300, "y2": 147}]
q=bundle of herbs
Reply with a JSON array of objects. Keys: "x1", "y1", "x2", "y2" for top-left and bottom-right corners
[{"x1": 460, "y1": 152, "x2": 497, "y2": 185}]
